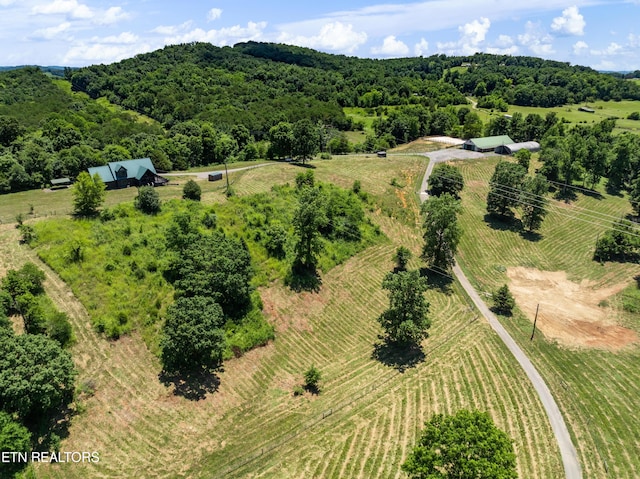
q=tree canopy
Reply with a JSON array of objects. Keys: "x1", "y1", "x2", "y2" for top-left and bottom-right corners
[
  {"x1": 428, "y1": 164, "x2": 464, "y2": 198},
  {"x1": 160, "y1": 296, "x2": 225, "y2": 373},
  {"x1": 421, "y1": 193, "x2": 462, "y2": 270},
  {"x1": 378, "y1": 270, "x2": 431, "y2": 346},
  {"x1": 72, "y1": 172, "x2": 106, "y2": 217},
  {"x1": 0, "y1": 333, "x2": 76, "y2": 420},
  {"x1": 402, "y1": 409, "x2": 517, "y2": 479}
]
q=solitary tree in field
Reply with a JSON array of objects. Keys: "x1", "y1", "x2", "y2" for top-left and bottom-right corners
[
  {"x1": 160, "y1": 296, "x2": 225, "y2": 373},
  {"x1": 429, "y1": 163, "x2": 464, "y2": 198},
  {"x1": 182, "y1": 179, "x2": 201, "y2": 201},
  {"x1": 72, "y1": 171, "x2": 105, "y2": 217},
  {"x1": 520, "y1": 174, "x2": 549, "y2": 233},
  {"x1": 421, "y1": 193, "x2": 462, "y2": 270},
  {"x1": 378, "y1": 270, "x2": 430, "y2": 346},
  {"x1": 304, "y1": 365, "x2": 322, "y2": 393},
  {"x1": 402, "y1": 409, "x2": 517, "y2": 479},
  {"x1": 486, "y1": 161, "x2": 526, "y2": 218},
  {"x1": 493, "y1": 284, "x2": 516, "y2": 315},
  {"x1": 292, "y1": 119, "x2": 320, "y2": 165}
]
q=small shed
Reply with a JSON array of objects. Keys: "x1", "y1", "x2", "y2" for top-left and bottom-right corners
[
  {"x1": 578, "y1": 106, "x2": 595, "y2": 113},
  {"x1": 463, "y1": 135, "x2": 514, "y2": 153},
  {"x1": 50, "y1": 177, "x2": 71, "y2": 188},
  {"x1": 208, "y1": 172, "x2": 223, "y2": 182},
  {"x1": 377, "y1": 151, "x2": 387, "y2": 158},
  {"x1": 495, "y1": 142, "x2": 541, "y2": 155}
]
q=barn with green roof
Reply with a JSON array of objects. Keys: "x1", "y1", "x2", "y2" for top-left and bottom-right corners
[
  {"x1": 88, "y1": 158, "x2": 168, "y2": 189},
  {"x1": 463, "y1": 135, "x2": 514, "y2": 153}
]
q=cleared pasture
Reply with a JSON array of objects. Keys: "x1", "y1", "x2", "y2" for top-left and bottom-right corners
[
  {"x1": 454, "y1": 156, "x2": 640, "y2": 478},
  {"x1": 0, "y1": 155, "x2": 564, "y2": 478}
]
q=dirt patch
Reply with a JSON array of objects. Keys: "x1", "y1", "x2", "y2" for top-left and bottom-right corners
[{"x1": 507, "y1": 267, "x2": 638, "y2": 350}]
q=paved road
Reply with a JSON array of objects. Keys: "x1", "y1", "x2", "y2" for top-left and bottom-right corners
[
  {"x1": 419, "y1": 149, "x2": 582, "y2": 479},
  {"x1": 163, "y1": 162, "x2": 276, "y2": 180}
]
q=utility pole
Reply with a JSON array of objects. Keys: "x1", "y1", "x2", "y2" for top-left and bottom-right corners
[
  {"x1": 224, "y1": 158, "x2": 230, "y2": 194},
  {"x1": 530, "y1": 303, "x2": 539, "y2": 341}
]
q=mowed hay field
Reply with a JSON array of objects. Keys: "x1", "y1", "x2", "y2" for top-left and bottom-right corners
[
  {"x1": 454, "y1": 156, "x2": 640, "y2": 478},
  {"x1": 2, "y1": 155, "x2": 562, "y2": 478}
]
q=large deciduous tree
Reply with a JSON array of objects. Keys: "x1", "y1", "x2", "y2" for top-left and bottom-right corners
[
  {"x1": 428, "y1": 164, "x2": 464, "y2": 198},
  {"x1": 486, "y1": 161, "x2": 526, "y2": 218},
  {"x1": 72, "y1": 171, "x2": 105, "y2": 217},
  {"x1": 292, "y1": 119, "x2": 320, "y2": 164},
  {"x1": 0, "y1": 333, "x2": 76, "y2": 420},
  {"x1": 421, "y1": 193, "x2": 462, "y2": 270},
  {"x1": 160, "y1": 296, "x2": 225, "y2": 373},
  {"x1": 520, "y1": 174, "x2": 549, "y2": 232},
  {"x1": 378, "y1": 270, "x2": 430, "y2": 346},
  {"x1": 171, "y1": 232, "x2": 254, "y2": 318},
  {"x1": 402, "y1": 409, "x2": 517, "y2": 479},
  {"x1": 292, "y1": 186, "x2": 328, "y2": 269}
]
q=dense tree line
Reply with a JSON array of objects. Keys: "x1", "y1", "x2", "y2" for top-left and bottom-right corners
[{"x1": 0, "y1": 263, "x2": 77, "y2": 477}]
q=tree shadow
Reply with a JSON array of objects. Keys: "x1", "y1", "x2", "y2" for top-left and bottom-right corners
[
  {"x1": 372, "y1": 338, "x2": 425, "y2": 373},
  {"x1": 158, "y1": 368, "x2": 221, "y2": 401},
  {"x1": 489, "y1": 306, "x2": 513, "y2": 317},
  {"x1": 419, "y1": 267, "x2": 453, "y2": 294},
  {"x1": 605, "y1": 183, "x2": 625, "y2": 197},
  {"x1": 519, "y1": 230, "x2": 543, "y2": 242},
  {"x1": 286, "y1": 263, "x2": 322, "y2": 292},
  {"x1": 553, "y1": 188, "x2": 578, "y2": 202},
  {"x1": 293, "y1": 162, "x2": 316, "y2": 169},
  {"x1": 580, "y1": 188, "x2": 604, "y2": 200},
  {"x1": 483, "y1": 213, "x2": 522, "y2": 232},
  {"x1": 24, "y1": 402, "x2": 75, "y2": 454},
  {"x1": 634, "y1": 274, "x2": 640, "y2": 289}
]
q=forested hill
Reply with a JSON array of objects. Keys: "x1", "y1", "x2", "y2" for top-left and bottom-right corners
[{"x1": 66, "y1": 41, "x2": 640, "y2": 133}]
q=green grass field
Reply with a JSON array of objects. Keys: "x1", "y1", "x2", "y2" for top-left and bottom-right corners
[
  {"x1": 470, "y1": 99, "x2": 640, "y2": 134},
  {"x1": 0, "y1": 154, "x2": 566, "y2": 478},
  {"x1": 454, "y1": 156, "x2": 640, "y2": 478}
]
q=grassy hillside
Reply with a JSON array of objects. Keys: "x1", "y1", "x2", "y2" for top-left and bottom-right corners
[
  {"x1": 454, "y1": 156, "x2": 640, "y2": 478},
  {"x1": 0, "y1": 154, "x2": 565, "y2": 478}
]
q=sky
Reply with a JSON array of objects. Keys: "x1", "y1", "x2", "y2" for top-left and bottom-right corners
[{"x1": 1, "y1": 0, "x2": 639, "y2": 71}]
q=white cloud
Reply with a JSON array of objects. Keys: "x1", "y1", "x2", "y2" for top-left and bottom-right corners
[
  {"x1": 97, "y1": 7, "x2": 130, "y2": 25},
  {"x1": 31, "y1": 21, "x2": 72, "y2": 40},
  {"x1": 63, "y1": 42, "x2": 154, "y2": 65},
  {"x1": 92, "y1": 32, "x2": 138, "y2": 45},
  {"x1": 551, "y1": 5, "x2": 585, "y2": 36},
  {"x1": 371, "y1": 35, "x2": 409, "y2": 57},
  {"x1": 31, "y1": 0, "x2": 93, "y2": 19},
  {"x1": 628, "y1": 33, "x2": 640, "y2": 48},
  {"x1": 278, "y1": 22, "x2": 367, "y2": 54},
  {"x1": 166, "y1": 21, "x2": 267, "y2": 47},
  {"x1": 414, "y1": 38, "x2": 429, "y2": 56},
  {"x1": 486, "y1": 36, "x2": 518, "y2": 55},
  {"x1": 435, "y1": 17, "x2": 490, "y2": 55},
  {"x1": 207, "y1": 8, "x2": 222, "y2": 21},
  {"x1": 518, "y1": 21, "x2": 555, "y2": 56},
  {"x1": 590, "y1": 42, "x2": 623, "y2": 56},
  {"x1": 0, "y1": 0, "x2": 17, "y2": 5},
  {"x1": 573, "y1": 40, "x2": 589, "y2": 55},
  {"x1": 151, "y1": 21, "x2": 193, "y2": 36}
]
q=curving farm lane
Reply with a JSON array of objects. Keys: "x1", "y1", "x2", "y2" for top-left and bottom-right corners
[{"x1": 419, "y1": 149, "x2": 582, "y2": 479}]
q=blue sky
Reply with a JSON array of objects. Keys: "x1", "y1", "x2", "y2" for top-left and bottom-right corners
[{"x1": 1, "y1": 0, "x2": 639, "y2": 70}]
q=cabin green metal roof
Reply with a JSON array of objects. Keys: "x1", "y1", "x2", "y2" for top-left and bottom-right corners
[
  {"x1": 87, "y1": 158, "x2": 156, "y2": 183},
  {"x1": 467, "y1": 135, "x2": 514, "y2": 149},
  {"x1": 87, "y1": 165, "x2": 115, "y2": 183}
]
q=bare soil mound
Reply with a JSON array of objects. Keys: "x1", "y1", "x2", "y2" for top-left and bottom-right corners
[{"x1": 506, "y1": 267, "x2": 638, "y2": 350}]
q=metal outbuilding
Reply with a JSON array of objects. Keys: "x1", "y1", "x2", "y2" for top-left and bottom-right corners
[{"x1": 495, "y1": 142, "x2": 541, "y2": 155}]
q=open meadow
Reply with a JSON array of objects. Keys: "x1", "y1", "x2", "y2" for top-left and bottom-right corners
[
  {"x1": 454, "y1": 156, "x2": 640, "y2": 478},
  {"x1": 0, "y1": 155, "x2": 566, "y2": 478}
]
